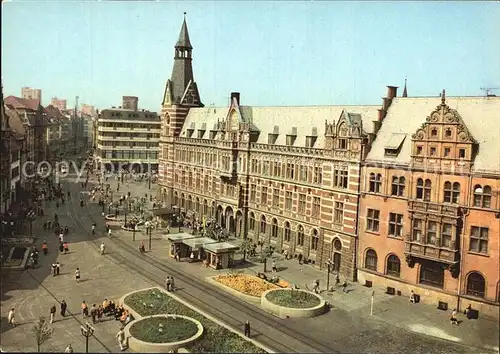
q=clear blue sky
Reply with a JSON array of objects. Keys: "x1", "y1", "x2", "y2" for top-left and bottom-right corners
[{"x1": 2, "y1": 1, "x2": 499, "y2": 111}]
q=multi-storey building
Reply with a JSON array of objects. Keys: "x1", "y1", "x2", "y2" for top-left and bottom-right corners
[
  {"x1": 21, "y1": 87, "x2": 42, "y2": 104},
  {"x1": 122, "y1": 96, "x2": 139, "y2": 111},
  {"x1": 358, "y1": 91, "x2": 500, "y2": 317},
  {"x1": 81, "y1": 104, "x2": 96, "y2": 117},
  {"x1": 50, "y1": 97, "x2": 67, "y2": 111},
  {"x1": 45, "y1": 105, "x2": 64, "y2": 161},
  {"x1": 96, "y1": 107, "x2": 160, "y2": 172},
  {"x1": 1, "y1": 85, "x2": 12, "y2": 214},
  {"x1": 157, "y1": 17, "x2": 396, "y2": 280}
]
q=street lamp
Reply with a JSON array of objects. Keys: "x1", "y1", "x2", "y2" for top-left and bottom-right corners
[
  {"x1": 80, "y1": 322, "x2": 95, "y2": 353},
  {"x1": 27, "y1": 210, "x2": 36, "y2": 237},
  {"x1": 326, "y1": 259, "x2": 335, "y2": 292},
  {"x1": 145, "y1": 221, "x2": 152, "y2": 250}
]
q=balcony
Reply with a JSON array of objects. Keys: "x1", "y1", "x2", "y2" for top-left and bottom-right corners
[
  {"x1": 404, "y1": 239, "x2": 459, "y2": 265},
  {"x1": 407, "y1": 200, "x2": 461, "y2": 218}
]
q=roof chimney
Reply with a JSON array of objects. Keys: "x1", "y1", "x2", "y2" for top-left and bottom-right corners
[
  {"x1": 230, "y1": 92, "x2": 240, "y2": 106},
  {"x1": 387, "y1": 86, "x2": 398, "y2": 99}
]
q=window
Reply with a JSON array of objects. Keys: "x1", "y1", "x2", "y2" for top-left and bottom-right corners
[
  {"x1": 204, "y1": 176, "x2": 209, "y2": 191},
  {"x1": 466, "y1": 272, "x2": 486, "y2": 298},
  {"x1": 271, "y1": 218, "x2": 279, "y2": 238},
  {"x1": 386, "y1": 255, "x2": 401, "y2": 277},
  {"x1": 285, "y1": 191, "x2": 292, "y2": 209},
  {"x1": 305, "y1": 136, "x2": 317, "y2": 148},
  {"x1": 444, "y1": 147, "x2": 451, "y2": 157},
  {"x1": 416, "y1": 178, "x2": 431, "y2": 201},
  {"x1": 311, "y1": 229, "x2": 319, "y2": 251},
  {"x1": 297, "y1": 226, "x2": 304, "y2": 247},
  {"x1": 298, "y1": 194, "x2": 306, "y2": 213},
  {"x1": 273, "y1": 188, "x2": 280, "y2": 207},
  {"x1": 445, "y1": 128, "x2": 452, "y2": 138},
  {"x1": 313, "y1": 167, "x2": 323, "y2": 184},
  {"x1": 299, "y1": 165, "x2": 308, "y2": 182},
  {"x1": 365, "y1": 249, "x2": 378, "y2": 271},
  {"x1": 260, "y1": 215, "x2": 267, "y2": 234},
  {"x1": 441, "y1": 223, "x2": 453, "y2": 248},
  {"x1": 412, "y1": 219, "x2": 423, "y2": 242},
  {"x1": 334, "y1": 169, "x2": 348, "y2": 188},
  {"x1": 312, "y1": 197, "x2": 321, "y2": 217},
  {"x1": 369, "y1": 173, "x2": 382, "y2": 193},
  {"x1": 469, "y1": 226, "x2": 488, "y2": 254},
  {"x1": 249, "y1": 213, "x2": 255, "y2": 231},
  {"x1": 388, "y1": 213, "x2": 403, "y2": 237},
  {"x1": 338, "y1": 138, "x2": 348, "y2": 149},
  {"x1": 459, "y1": 148, "x2": 466, "y2": 158},
  {"x1": 284, "y1": 222, "x2": 291, "y2": 242},
  {"x1": 443, "y1": 181, "x2": 460, "y2": 203},
  {"x1": 427, "y1": 221, "x2": 437, "y2": 245},
  {"x1": 268, "y1": 134, "x2": 278, "y2": 144},
  {"x1": 261, "y1": 187, "x2": 268, "y2": 204},
  {"x1": 250, "y1": 184, "x2": 256, "y2": 202},
  {"x1": 334, "y1": 202, "x2": 344, "y2": 223},
  {"x1": 286, "y1": 163, "x2": 295, "y2": 179},
  {"x1": 286, "y1": 135, "x2": 296, "y2": 146},
  {"x1": 391, "y1": 176, "x2": 405, "y2": 196},
  {"x1": 473, "y1": 185, "x2": 492, "y2": 208},
  {"x1": 366, "y1": 209, "x2": 380, "y2": 232},
  {"x1": 416, "y1": 145, "x2": 423, "y2": 155},
  {"x1": 419, "y1": 262, "x2": 444, "y2": 288},
  {"x1": 431, "y1": 128, "x2": 438, "y2": 137},
  {"x1": 430, "y1": 147, "x2": 437, "y2": 156}
]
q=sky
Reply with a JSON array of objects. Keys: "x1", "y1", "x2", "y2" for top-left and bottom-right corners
[{"x1": 2, "y1": 1, "x2": 499, "y2": 112}]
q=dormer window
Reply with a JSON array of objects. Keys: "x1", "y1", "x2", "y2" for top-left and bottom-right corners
[
  {"x1": 445, "y1": 128, "x2": 452, "y2": 138},
  {"x1": 268, "y1": 133, "x2": 278, "y2": 145},
  {"x1": 209, "y1": 130, "x2": 217, "y2": 139},
  {"x1": 384, "y1": 133, "x2": 406, "y2": 157},
  {"x1": 197, "y1": 130, "x2": 205, "y2": 139},
  {"x1": 305, "y1": 136, "x2": 317, "y2": 148},
  {"x1": 431, "y1": 128, "x2": 438, "y2": 137},
  {"x1": 186, "y1": 129, "x2": 194, "y2": 138},
  {"x1": 286, "y1": 135, "x2": 296, "y2": 146},
  {"x1": 338, "y1": 138, "x2": 348, "y2": 150}
]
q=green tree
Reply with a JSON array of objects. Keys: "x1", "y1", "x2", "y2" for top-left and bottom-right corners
[
  {"x1": 32, "y1": 316, "x2": 53, "y2": 353},
  {"x1": 238, "y1": 238, "x2": 254, "y2": 261}
]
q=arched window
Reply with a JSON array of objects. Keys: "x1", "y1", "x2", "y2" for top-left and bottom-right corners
[
  {"x1": 283, "y1": 221, "x2": 291, "y2": 242},
  {"x1": 180, "y1": 194, "x2": 185, "y2": 208},
  {"x1": 271, "y1": 218, "x2": 279, "y2": 238},
  {"x1": 188, "y1": 196, "x2": 192, "y2": 210},
  {"x1": 203, "y1": 200, "x2": 208, "y2": 215},
  {"x1": 474, "y1": 185, "x2": 492, "y2": 208},
  {"x1": 365, "y1": 249, "x2": 378, "y2": 271},
  {"x1": 260, "y1": 215, "x2": 267, "y2": 234},
  {"x1": 369, "y1": 173, "x2": 382, "y2": 193},
  {"x1": 311, "y1": 229, "x2": 319, "y2": 251},
  {"x1": 333, "y1": 238, "x2": 342, "y2": 251},
  {"x1": 297, "y1": 225, "x2": 305, "y2": 247},
  {"x1": 391, "y1": 176, "x2": 405, "y2": 196},
  {"x1": 386, "y1": 255, "x2": 401, "y2": 277},
  {"x1": 174, "y1": 192, "x2": 178, "y2": 206},
  {"x1": 249, "y1": 212, "x2": 255, "y2": 231},
  {"x1": 416, "y1": 178, "x2": 431, "y2": 201},
  {"x1": 444, "y1": 181, "x2": 460, "y2": 203},
  {"x1": 466, "y1": 272, "x2": 486, "y2": 298}
]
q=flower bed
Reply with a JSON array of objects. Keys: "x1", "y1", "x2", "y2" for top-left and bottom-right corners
[
  {"x1": 124, "y1": 289, "x2": 263, "y2": 353},
  {"x1": 129, "y1": 316, "x2": 198, "y2": 343},
  {"x1": 214, "y1": 274, "x2": 279, "y2": 297},
  {"x1": 265, "y1": 289, "x2": 321, "y2": 308}
]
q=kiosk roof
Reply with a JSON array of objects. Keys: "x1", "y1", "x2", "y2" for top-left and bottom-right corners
[
  {"x1": 183, "y1": 237, "x2": 218, "y2": 249},
  {"x1": 166, "y1": 233, "x2": 200, "y2": 242},
  {"x1": 203, "y1": 242, "x2": 240, "y2": 254}
]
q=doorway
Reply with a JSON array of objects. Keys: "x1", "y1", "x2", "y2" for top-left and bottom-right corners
[{"x1": 333, "y1": 252, "x2": 341, "y2": 272}]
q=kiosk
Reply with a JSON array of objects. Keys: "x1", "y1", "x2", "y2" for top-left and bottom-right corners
[
  {"x1": 182, "y1": 237, "x2": 218, "y2": 262},
  {"x1": 166, "y1": 233, "x2": 200, "y2": 259},
  {"x1": 203, "y1": 242, "x2": 240, "y2": 269}
]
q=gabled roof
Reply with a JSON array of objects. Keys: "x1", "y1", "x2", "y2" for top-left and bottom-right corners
[
  {"x1": 45, "y1": 105, "x2": 65, "y2": 119},
  {"x1": 5, "y1": 96, "x2": 41, "y2": 111},
  {"x1": 5, "y1": 106, "x2": 26, "y2": 137},
  {"x1": 366, "y1": 96, "x2": 500, "y2": 172},
  {"x1": 180, "y1": 104, "x2": 379, "y2": 148}
]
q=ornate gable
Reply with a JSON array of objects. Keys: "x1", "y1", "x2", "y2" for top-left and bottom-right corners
[
  {"x1": 411, "y1": 90, "x2": 477, "y2": 172},
  {"x1": 162, "y1": 80, "x2": 173, "y2": 106},
  {"x1": 180, "y1": 80, "x2": 203, "y2": 107}
]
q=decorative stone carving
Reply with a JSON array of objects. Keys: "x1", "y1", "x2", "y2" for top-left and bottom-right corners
[
  {"x1": 405, "y1": 254, "x2": 415, "y2": 268},
  {"x1": 448, "y1": 263, "x2": 460, "y2": 278}
]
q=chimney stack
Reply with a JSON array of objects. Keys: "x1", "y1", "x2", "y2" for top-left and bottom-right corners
[
  {"x1": 387, "y1": 86, "x2": 398, "y2": 99},
  {"x1": 230, "y1": 92, "x2": 240, "y2": 106},
  {"x1": 377, "y1": 109, "x2": 386, "y2": 122}
]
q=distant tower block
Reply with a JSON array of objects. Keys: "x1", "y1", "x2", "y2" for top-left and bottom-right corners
[{"x1": 122, "y1": 96, "x2": 139, "y2": 111}]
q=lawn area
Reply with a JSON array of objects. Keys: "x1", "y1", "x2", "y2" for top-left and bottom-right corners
[
  {"x1": 125, "y1": 289, "x2": 264, "y2": 353},
  {"x1": 214, "y1": 274, "x2": 279, "y2": 297},
  {"x1": 129, "y1": 316, "x2": 198, "y2": 343},
  {"x1": 265, "y1": 289, "x2": 321, "y2": 308}
]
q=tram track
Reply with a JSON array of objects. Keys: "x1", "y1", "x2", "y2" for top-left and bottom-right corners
[{"x1": 65, "y1": 180, "x2": 339, "y2": 354}]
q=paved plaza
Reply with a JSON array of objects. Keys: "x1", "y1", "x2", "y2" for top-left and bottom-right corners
[{"x1": 1, "y1": 175, "x2": 498, "y2": 353}]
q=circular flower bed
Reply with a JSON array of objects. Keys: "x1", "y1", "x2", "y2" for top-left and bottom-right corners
[
  {"x1": 265, "y1": 289, "x2": 321, "y2": 308},
  {"x1": 214, "y1": 274, "x2": 279, "y2": 297},
  {"x1": 129, "y1": 316, "x2": 199, "y2": 343}
]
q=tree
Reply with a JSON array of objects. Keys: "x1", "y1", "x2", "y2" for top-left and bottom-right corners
[
  {"x1": 238, "y1": 238, "x2": 254, "y2": 261},
  {"x1": 32, "y1": 316, "x2": 53, "y2": 353}
]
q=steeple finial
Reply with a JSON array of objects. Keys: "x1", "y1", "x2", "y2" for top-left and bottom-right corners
[
  {"x1": 441, "y1": 89, "x2": 446, "y2": 104},
  {"x1": 402, "y1": 78, "x2": 408, "y2": 97},
  {"x1": 175, "y1": 13, "x2": 192, "y2": 49}
]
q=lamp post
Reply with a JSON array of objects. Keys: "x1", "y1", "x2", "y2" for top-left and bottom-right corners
[
  {"x1": 80, "y1": 322, "x2": 95, "y2": 353},
  {"x1": 326, "y1": 259, "x2": 335, "y2": 292},
  {"x1": 145, "y1": 221, "x2": 152, "y2": 250},
  {"x1": 27, "y1": 210, "x2": 36, "y2": 237}
]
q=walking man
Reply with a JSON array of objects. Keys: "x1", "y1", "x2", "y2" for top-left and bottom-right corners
[
  {"x1": 165, "y1": 276, "x2": 171, "y2": 292},
  {"x1": 64, "y1": 344, "x2": 73, "y2": 353},
  {"x1": 8, "y1": 308, "x2": 15, "y2": 327},
  {"x1": 60, "y1": 300, "x2": 67, "y2": 317},
  {"x1": 116, "y1": 327, "x2": 126, "y2": 351},
  {"x1": 450, "y1": 309, "x2": 459, "y2": 325},
  {"x1": 52, "y1": 262, "x2": 57, "y2": 277},
  {"x1": 75, "y1": 268, "x2": 81, "y2": 283},
  {"x1": 170, "y1": 276, "x2": 175, "y2": 291},
  {"x1": 342, "y1": 281, "x2": 348, "y2": 293},
  {"x1": 244, "y1": 320, "x2": 251, "y2": 337},
  {"x1": 56, "y1": 262, "x2": 60, "y2": 276},
  {"x1": 50, "y1": 304, "x2": 57, "y2": 323}
]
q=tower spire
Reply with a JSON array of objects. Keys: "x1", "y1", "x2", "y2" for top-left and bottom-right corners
[
  {"x1": 176, "y1": 12, "x2": 192, "y2": 49},
  {"x1": 402, "y1": 78, "x2": 408, "y2": 97}
]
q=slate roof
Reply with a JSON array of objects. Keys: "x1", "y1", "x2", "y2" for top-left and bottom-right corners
[
  {"x1": 175, "y1": 18, "x2": 192, "y2": 49},
  {"x1": 179, "y1": 105, "x2": 379, "y2": 149},
  {"x1": 5, "y1": 106, "x2": 26, "y2": 138},
  {"x1": 99, "y1": 108, "x2": 160, "y2": 122},
  {"x1": 4, "y1": 96, "x2": 41, "y2": 111},
  {"x1": 366, "y1": 96, "x2": 500, "y2": 172}
]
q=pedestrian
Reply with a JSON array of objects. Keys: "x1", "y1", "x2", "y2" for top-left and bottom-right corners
[
  {"x1": 90, "y1": 304, "x2": 97, "y2": 323},
  {"x1": 170, "y1": 276, "x2": 175, "y2": 291},
  {"x1": 52, "y1": 262, "x2": 57, "y2": 277},
  {"x1": 342, "y1": 281, "x2": 348, "y2": 293},
  {"x1": 64, "y1": 344, "x2": 73, "y2": 353},
  {"x1": 312, "y1": 279, "x2": 320, "y2": 294},
  {"x1": 450, "y1": 309, "x2": 459, "y2": 325},
  {"x1": 50, "y1": 304, "x2": 56, "y2": 323},
  {"x1": 59, "y1": 242, "x2": 64, "y2": 254},
  {"x1": 56, "y1": 262, "x2": 60, "y2": 275},
  {"x1": 60, "y1": 300, "x2": 67, "y2": 317},
  {"x1": 272, "y1": 260, "x2": 277, "y2": 272},
  {"x1": 116, "y1": 327, "x2": 126, "y2": 351},
  {"x1": 409, "y1": 290, "x2": 416, "y2": 303},
  {"x1": 63, "y1": 242, "x2": 69, "y2": 254},
  {"x1": 75, "y1": 268, "x2": 81, "y2": 283},
  {"x1": 81, "y1": 301, "x2": 88, "y2": 317},
  {"x1": 8, "y1": 308, "x2": 15, "y2": 327},
  {"x1": 244, "y1": 320, "x2": 251, "y2": 337},
  {"x1": 165, "y1": 276, "x2": 171, "y2": 292}
]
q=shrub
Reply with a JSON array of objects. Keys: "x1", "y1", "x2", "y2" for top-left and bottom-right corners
[
  {"x1": 214, "y1": 274, "x2": 279, "y2": 297},
  {"x1": 265, "y1": 290, "x2": 321, "y2": 308},
  {"x1": 129, "y1": 316, "x2": 198, "y2": 343}
]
